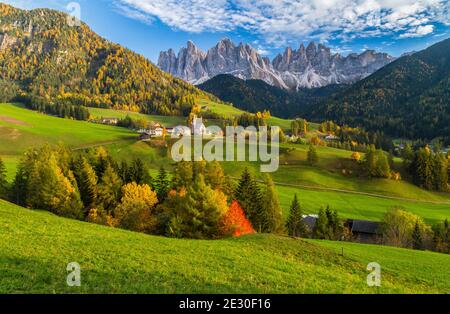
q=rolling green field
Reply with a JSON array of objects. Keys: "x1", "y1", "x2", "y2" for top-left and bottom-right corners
[
  {"x1": 1, "y1": 199, "x2": 448, "y2": 294},
  {"x1": 1, "y1": 103, "x2": 448, "y2": 224},
  {"x1": 0, "y1": 103, "x2": 136, "y2": 154}
]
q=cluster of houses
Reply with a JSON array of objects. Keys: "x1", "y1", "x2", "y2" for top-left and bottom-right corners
[{"x1": 137, "y1": 116, "x2": 223, "y2": 141}]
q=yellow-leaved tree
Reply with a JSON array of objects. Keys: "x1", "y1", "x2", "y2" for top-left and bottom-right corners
[{"x1": 114, "y1": 182, "x2": 158, "y2": 233}]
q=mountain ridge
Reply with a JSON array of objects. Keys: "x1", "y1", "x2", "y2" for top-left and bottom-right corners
[{"x1": 158, "y1": 38, "x2": 394, "y2": 89}]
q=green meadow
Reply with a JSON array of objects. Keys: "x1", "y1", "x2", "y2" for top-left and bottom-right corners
[
  {"x1": 0, "y1": 103, "x2": 135, "y2": 154},
  {"x1": 1, "y1": 199, "x2": 448, "y2": 294}
]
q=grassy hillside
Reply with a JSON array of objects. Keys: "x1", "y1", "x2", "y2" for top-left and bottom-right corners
[
  {"x1": 0, "y1": 103, "x2": 135, "y2": 154},
  {"x1": 1, "y1": 199, "x2": 449, "y2": 294}
]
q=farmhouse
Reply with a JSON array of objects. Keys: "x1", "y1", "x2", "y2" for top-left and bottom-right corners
[
  {"x1": 100, "y1": 117, "x2": 118, "y2": 125},
  {"x1": 324, "y1": 134, "x2": 339, "y2": 141},
  {"x1": 347, "y1": 219, "x2": 381, "y2": 244},
  {"x1": 138, "y1": 122, "x2": 165, "y2": 139}
]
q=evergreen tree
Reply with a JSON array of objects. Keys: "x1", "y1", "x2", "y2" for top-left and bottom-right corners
[
  {"x1": 118, "y1": 160, "x2": 129, "y2": 183},
  {"x1": 11, "y1": 166, "x2": 28, "y2": 206},
  {"x1": 234, "y1": 168, "x2": 263, "y2": 231},
  {"x1": 286, "y1": 194, "x2": 306, "y2": 237},
  {"x1": 307, "y1": 143, "x2": 319, "y2": 165},
  {"x1": 97, "y1": 164, "x2": 122, "y2": 212},
  {"x1": 73, "y1": 157, "x2": 98, "y2": 213},
  {"x1": 154, "y1": 166, "x2": 170, "y2": 202},
  {"x1": 162, "y1": 175, "x2": 228, "y2": 239},
  {"x1": 402, "y1": 144, "x2": 414, "y2": 169},
  {"x1": 129, "y1": 158, "x2": 151, "y2": 185},
  {"x1": 261, "y1": 174, "x2": 283, "y2": 233},
  {"x1": 432, "y1": 153, "x2": 448, "y2": 192},
  {"x1": 314, "y1": 208, "x2": 329, "y2": 239},
  {"x1": 412, "y1": 220, "x2": 423, "y2": 250},
  {"x1": 0, "y1": 157, "x2": 7, "y2": 198}
]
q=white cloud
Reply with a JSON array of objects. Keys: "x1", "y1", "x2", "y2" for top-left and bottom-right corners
[
  {"x1": 399, "y1": 24, "x2": 435, "y2": 38},
  {"x1": 116, "y1": 0, "x2": 449, "y2": 44}
]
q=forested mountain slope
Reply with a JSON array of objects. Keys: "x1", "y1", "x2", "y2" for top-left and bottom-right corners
[
  {"x1": 306, "y1": 39, "x2": 450, "y2": 143},
  {"x1": 199, "y1": 74, "x2": 343, "y2": 118},
  {"x1": 0, "y1": 3, "x2": 217, "y2": 116}
]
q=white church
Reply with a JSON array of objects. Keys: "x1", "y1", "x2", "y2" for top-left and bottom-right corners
[{"x1": 192, "y1": 116, "x2": 207, "y2": 136}]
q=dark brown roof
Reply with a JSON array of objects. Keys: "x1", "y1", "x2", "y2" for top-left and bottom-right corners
[{"x1": 351, "y1": 220, "x2": 380, "y2": 235}]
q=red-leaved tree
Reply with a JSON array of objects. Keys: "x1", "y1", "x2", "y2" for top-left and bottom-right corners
[{"x1": 221, "y1": 200, "x2": 256, "y2": 237}]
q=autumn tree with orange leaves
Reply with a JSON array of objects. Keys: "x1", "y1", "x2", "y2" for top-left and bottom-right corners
[{"x1": 221, "y1": 200, "x2": 256, "y2": 237}]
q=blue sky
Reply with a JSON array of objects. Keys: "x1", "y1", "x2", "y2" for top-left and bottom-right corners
[{"x1": 3, "y1": 0, "x2": 449, "y2": 61}]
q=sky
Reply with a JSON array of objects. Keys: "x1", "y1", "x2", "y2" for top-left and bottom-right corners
[{"x1": 2, "y1": 0, "x2": 449, "y2": 61}]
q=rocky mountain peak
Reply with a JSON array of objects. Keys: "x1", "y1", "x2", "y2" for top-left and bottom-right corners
[{"x1": 158, "y1": 39, "x2": 394, "y2": 89}]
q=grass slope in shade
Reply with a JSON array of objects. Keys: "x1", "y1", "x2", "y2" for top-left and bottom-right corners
[{"x1": 1, "y1": 200, "x2": 449, "y2": 294}]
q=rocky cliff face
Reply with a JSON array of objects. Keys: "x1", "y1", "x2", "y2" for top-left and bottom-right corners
[{"x1": 158, "y1": 39, "x2": 394, "y2": 89}]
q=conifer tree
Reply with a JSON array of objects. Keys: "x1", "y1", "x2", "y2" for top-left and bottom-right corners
[
  {"x1": 98, "y1": 164, "x2": 122, "y2": 212},
  {"x1": 412, "y1": 220, "x2": 423, "y2": 250},
  {"x1": 0, "y1": 157, "x2": 7, "y2": 198},
  {"x1": 234, "y1": 168, "x2": 263, "y2": 231},
  {"x1": 314, "y1": 208, "x2": 329, "y2": 239},
  {"x1": 261, "y1": 174, "x2": 283, "y2": 233},
  {"x1": 432, "y1": 153, "x2": 448, "y2": 192},
  {"x1": 286, "y1": 194, "x2": 306, "y2": 237},
  {"x1": 402, "y1": 144, "x2": 414, "y2": 169},
  {"x1": 73, "y1": 157, "x2": 98, "y2": 213},
  {"x1": 155, "y1": 166, "x2": 170, "y2": 201},
  {"x1": 163, "y1": 175, "x2": 228, "y2": 239},
  {"x1": 307, "y1": 143, "x2": 319, "y2": 165},
  {"x1": 129, "y1": 158, "x2": 152, "y2": 185}
]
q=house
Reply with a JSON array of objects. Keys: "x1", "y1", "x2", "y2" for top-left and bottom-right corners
[
  {"x1": 100, "y1": 117, "x2": 118, "y2": 125},
  {"x1": 347, "y1": 219, "x2": 381, "y2": 244},
  {"x1": 324, "y1": 134, "x2": 339, "y2": 141},
  {"x1": 153, "y1": 127, "x2": 164, "y2": 137},
  {"x1": 172, "y1": 126, "x2": 191, "y2": 137},
  {"x1": 137, "y1": 121, "x2": 165, "y2": 139},
  {"x1": 139, "y1": 133, "x2": 152, "y2": 141}
]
